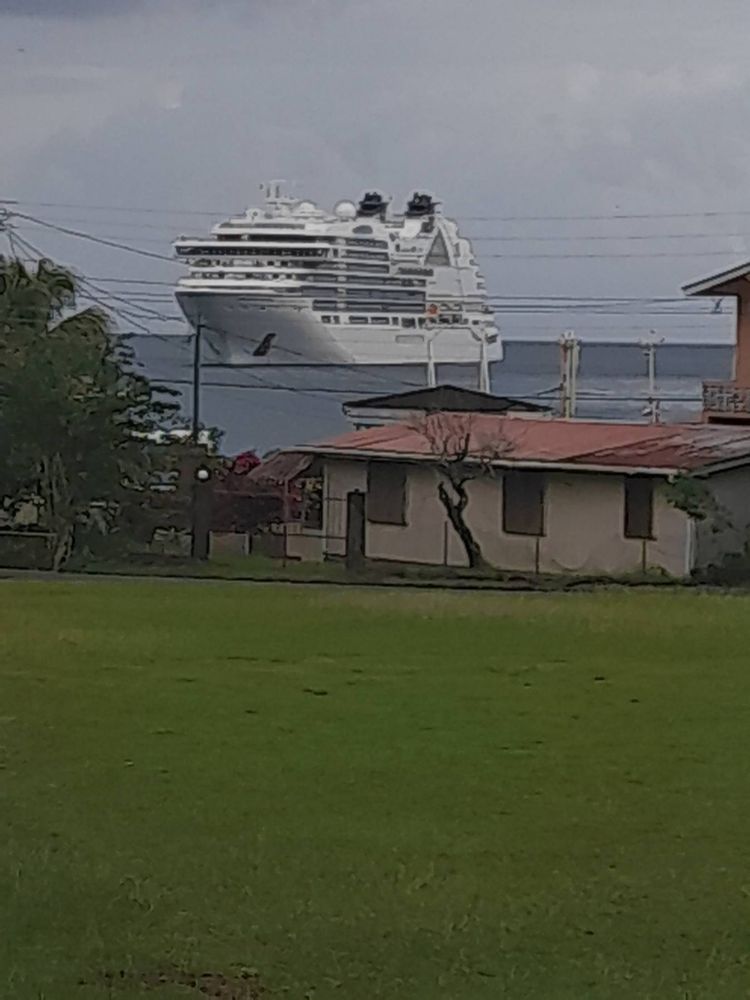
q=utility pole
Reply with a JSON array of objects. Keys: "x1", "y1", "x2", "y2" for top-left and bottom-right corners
[
  {"x1": 426, "y1": 333, "x2": 437, "y2": 388},
  {"x1": 559, "y1": 331, "x2": 580, "y2": 418},
  {"x1": 189, "y1": 317, "x2": 211, "y2": 559},
  {"x1": 191, "y1": 317, "x2": 203, "y2": 441},
  {"x1": 641, "y1": 331, "x2": 664, "y2": 424},
  {"x1": 470, "y1": 327, "x2": 493, "y2": 394},
  {"x1": 478, "y1": 331, "x2": 491, "y2": 394},
  {"x1": 0, "y1": 207, "x2": 13, "y2": 257},
  {"x1": 190, "y1": 465, "x2": 212, "y2": 560}
]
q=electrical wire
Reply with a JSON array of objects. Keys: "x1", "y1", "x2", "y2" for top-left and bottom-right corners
[
  {"x1": 12, "y1": 212, "x2": 180, "y2": 264},
  {"x1": 9, "y1": 230, "x2": 166, "y2": 335},
  {"x1": 9, "y1": 196, "x2": 750, "y2": 223},
  {"x1": 482, "y1": 249, "x2": 744, "y2": 260},
  {"x1": 0, "y1": 208, "x2": 730, "y2": 416},
  {"x1": 149, "y1": 376, "x2": 705, "y2": 406},
  {"x1": 16, "y1": 218, "x2": 750, "y2": 246}
]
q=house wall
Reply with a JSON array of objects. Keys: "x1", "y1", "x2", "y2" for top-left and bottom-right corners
[
  {"x1": 693, "y1": 466, "x2": 750, "y2": 570},
  {"x1": 460, "y1": 471, "x2": 688, "y2": 577},
  {"x1": 285, "y1": 524, "x2": 326, "y2": 562},
  {"x1": 312, "y1": 458, "x2": 693, "y2": 578},
  {"x1": 735, "y1": 288, "x2": 750, "y2": 386}
]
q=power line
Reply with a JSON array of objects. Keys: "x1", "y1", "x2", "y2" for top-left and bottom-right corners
[
  {"x1": 3, "y1": 199, "x2": 229, "y2": 218},
  {"x1": 464, "y1": 209, "x2": 750, "y2": 222},
  {"x1": 483, "y1": 249, "x2": 744, "y2": 260},
  {"x1": 153, "y1": 376, "x2": 704, "y2": 406},
  {"x1": 9, "y1": 196, "x2": 750, "y2": 223},
  {"x1": 12, "y1": 212, "x2": 180, "y2": 264},
  {"x1": 473, "y1": 231, "x2": 750, "y2": 244},
  {"x1": 9, "y1": 229, "x2": 180, "y2": 332},
  {"x1": 193, "y1": 318, "x2": 428, "y2": 394},
  {"x1": 13, "y1": 216, "x2": 750, "y2": 260},
  {"x1": 16, "y1": 218, "x2": 750, "y2": 245},
  {"x1": 88, "y1": 276, "x2": 177, "y2": 286},
  {"x1": 82, "y1": 279, "x2": 726, "y2": 306}
]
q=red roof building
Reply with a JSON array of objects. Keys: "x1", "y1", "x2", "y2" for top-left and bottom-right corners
[
  {"x1": 259, "y1": 415, "x2": 750, "y2": 578},
  {"x1": 300, "y1": 415, "x2": 750, "y2": 475}
]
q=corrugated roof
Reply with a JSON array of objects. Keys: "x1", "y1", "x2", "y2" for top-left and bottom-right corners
[
  {"x1": 298, "y1": 416, "x2": 750, "y2": 474},
  {"x1": 245, "y1": 450, "x2": 312, "y2": 485}
]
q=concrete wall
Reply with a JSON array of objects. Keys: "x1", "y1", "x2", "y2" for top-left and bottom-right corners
[
  {"x1": 309, "y1": 458, "x2": 694, "y2": 578},
  {"x1": 694, "y1": 466, "x2": 750, "y2": 570},
  {"x1": 285, "y1": 526, "x2": 326, "y2": 562},
  {"x1": 209, "y1": 531, "x2": 250, "y2": 557}
]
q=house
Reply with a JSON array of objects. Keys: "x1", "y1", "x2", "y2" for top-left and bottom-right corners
[
  {"x1": 252, "y1": 415, "x2": 750, "y2": 578},
  {"x1": 683, "y1": 262, "x2": 750, "y2": 424},
  {"x1": 342, "y1": 384, "x2": 549, "y2": 429}
]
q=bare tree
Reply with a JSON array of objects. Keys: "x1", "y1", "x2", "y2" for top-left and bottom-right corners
[{"x1": 413, "y1": 412, "x2": 510, "y2": 570}]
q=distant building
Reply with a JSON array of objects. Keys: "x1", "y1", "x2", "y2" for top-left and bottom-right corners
[
  {"x1": 684, "y1": 262, "x2": 750, "y2": 424},
  {"x1": 253, "y1": 416, "x2": 750, "y2": 578},
  {"x1": 342, "y1": 384, "x2": 549, "y2": 429}
]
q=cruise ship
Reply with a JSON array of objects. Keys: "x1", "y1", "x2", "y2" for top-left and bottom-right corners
[{"x1": 173, "y1": 183, "x2": 501, "y2": 375}]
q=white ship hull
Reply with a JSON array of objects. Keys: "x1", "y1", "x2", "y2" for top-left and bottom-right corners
[{"x1": 177, "y1": 291, "x2": 504, "y2": 367}]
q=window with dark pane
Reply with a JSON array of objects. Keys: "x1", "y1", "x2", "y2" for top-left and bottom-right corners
[
  {"x1": 502, "y1": 471, "x2": 545, "y2": 536},
  {"x1": 367, "y1": 462, "x2": 407, "y2": 525},
  {"x1": 624, "y1": 477, "x2": 654, "y2": 539},
  {"x1": 300, "y1": 476, "x2": 323, "y2": 530}
]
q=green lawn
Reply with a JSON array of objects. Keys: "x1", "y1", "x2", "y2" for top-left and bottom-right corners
[{"x1": 2, "y1": 582, "x2": 750, "y2": 999}]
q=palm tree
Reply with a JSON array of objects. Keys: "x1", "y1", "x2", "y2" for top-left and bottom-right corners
[{"x1": 0, "y1": 255, "x2": 177, "y2": 569}]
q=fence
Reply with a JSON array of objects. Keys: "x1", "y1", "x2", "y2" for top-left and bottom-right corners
[
  {"x1": 0, "y1": 529, "x2": 56, "y2": 570},
  {"x1": 281, "y1": 493, "x2": 349, "y2": 563}
]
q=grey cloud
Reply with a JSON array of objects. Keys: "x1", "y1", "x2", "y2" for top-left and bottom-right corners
[
  {"x1": 5, "y1": 0, "x2": 750, "y2": 313},
  {"x1": 0, "y1": 0, "x2": 144, "y2": 16}
]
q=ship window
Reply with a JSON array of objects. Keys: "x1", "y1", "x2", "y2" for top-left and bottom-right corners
[
  {"x1": 391, "y1": 317, "x2": 399, "y2": 325},
  {"x1": 401, "y1": 318, "x2": 416, "y2": 328},
  {"x1": 321, "y1": 316, "x2": 331, "y2": 323},
  {"x1": 417, "y1": 318, "x2": 426, "y2": 328},
  {"x1": 371, "y1": 317, "x2": 389, "y2": 325},
  {"x1": 349, "y1": 316, "x2": 369, "y2": 324}
]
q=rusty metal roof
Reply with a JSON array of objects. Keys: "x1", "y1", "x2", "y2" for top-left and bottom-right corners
[
  {"x1": 245, "y1": 450, "x2": 312, "y2": 485},
  {"x1": 297, "y1": 416, "x2": 750, "y2": 474}
]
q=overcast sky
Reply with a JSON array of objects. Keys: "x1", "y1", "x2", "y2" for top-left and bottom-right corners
[{"x1": 2, "y1": 0, "x2": 750, "y2": 346}]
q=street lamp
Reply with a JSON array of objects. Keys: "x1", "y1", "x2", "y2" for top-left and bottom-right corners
[{"x1": 190, "y1": 464, "x2": 213, "y2": 560}]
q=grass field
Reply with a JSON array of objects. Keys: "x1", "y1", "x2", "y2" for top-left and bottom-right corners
[{"x1": 2, "y1": 581, "x2": 750, "y2": 999}]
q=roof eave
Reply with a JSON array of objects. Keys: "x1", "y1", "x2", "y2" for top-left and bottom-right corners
[
  {"x1": 689, "y1": 455, "x2": 750, "y2": 477},
  {"x1": 293, "y1": 444, "x2": 683, "y2": 477},
  {"x1": 682, "y1": 261, "x2": 750, "y2": 296}
]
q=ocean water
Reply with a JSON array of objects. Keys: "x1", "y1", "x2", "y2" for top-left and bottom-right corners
[{"x1": 131, "y1": 336, "x2": 734, "y2": 454}]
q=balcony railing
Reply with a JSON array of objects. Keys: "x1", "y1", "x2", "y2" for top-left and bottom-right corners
[{"x1": 703, "y1": 380, "x2": 750, "y2": 415}]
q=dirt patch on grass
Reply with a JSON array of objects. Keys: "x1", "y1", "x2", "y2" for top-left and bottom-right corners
[{"x1": 82, "y1": 966, "x2": 264, "y2": 997}]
